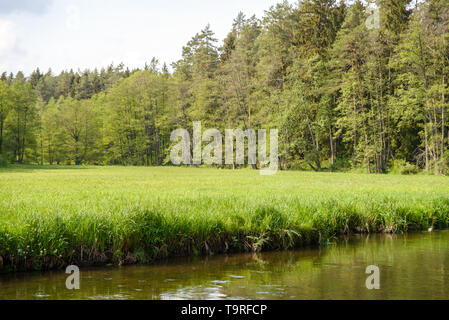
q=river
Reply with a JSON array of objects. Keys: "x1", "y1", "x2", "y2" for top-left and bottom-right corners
[{"x1": 1, "y1": 230, "x2": 449, "y2": 299}]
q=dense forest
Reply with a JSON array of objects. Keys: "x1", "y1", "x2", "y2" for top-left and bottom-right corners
[{"x1": 0, "y1": 0, "x2": 448, "y2": 174}]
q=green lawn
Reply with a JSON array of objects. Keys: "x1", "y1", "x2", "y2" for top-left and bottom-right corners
[{"x1": 1, "y1": 165, "x2": 449, "y2": 271}]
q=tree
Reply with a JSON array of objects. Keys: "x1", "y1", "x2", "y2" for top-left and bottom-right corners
[
  {"x1": 7, "y1": 82, "x2": 37, "y2": 163},
  {"x1": 0, "y1": 80, "x2": 11, "y2": 154}
]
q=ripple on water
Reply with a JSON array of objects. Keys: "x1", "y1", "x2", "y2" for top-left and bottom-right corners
[
  {"x1": 5, "y1": 231, "x2": 449, "y2": 300},
  {"x1": 211, "y1": 280, "x2": 230, "y2": 284},
  {"x1": 113, "y1": 294, "x2": 130, "y2": 299},
  {"x1": 206, "y1": 292, "x2": 227, "y2": 299},
  {"x1": 86, "y1": 293, "x2": 131, "y2": 300},
  {"x1": 263, "y1": 284, "x2": 286, "y2": 287},
  {"x1": 88, "y1": 295, "x2": 115, "y2": 300}
]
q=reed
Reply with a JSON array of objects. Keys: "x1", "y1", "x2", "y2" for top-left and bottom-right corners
[{"x1": 1, "y1": 165, "x2": 448, "y2": 271}]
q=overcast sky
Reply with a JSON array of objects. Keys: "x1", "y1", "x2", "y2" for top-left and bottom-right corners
[{"x1": 0, "y1": 0, "x2": 284, "y2": 76}]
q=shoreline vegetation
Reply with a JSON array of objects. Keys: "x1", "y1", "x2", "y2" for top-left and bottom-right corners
[
  {"x1": 1, "y1": 166, "x2": 448, "y2": 272},
  {"x1": 1, "y1": 0, "x2": 448, "y2": 273}
]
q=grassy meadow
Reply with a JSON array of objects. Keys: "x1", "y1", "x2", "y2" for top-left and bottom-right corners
[{"x1": 1, "y1": 165, "x2": 449, "y2": 271}]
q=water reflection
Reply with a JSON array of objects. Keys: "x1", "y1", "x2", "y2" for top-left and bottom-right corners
[{"x1": 1, "y1": 231, "x2": 449, "y2": 299}]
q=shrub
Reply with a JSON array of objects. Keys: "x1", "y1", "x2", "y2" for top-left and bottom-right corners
[
  {"x1": 0, "y1": 154, "x2": 8, "y2": 168},
  {"x1": 401, "y1": 162, "x2": 419, "y2": 175},
  {"x1": 333, "y1": 158, "x2": 352, "y2": 171},
  {"x1": 390, "y1": 159, "x2": 418, "y2": 175}
]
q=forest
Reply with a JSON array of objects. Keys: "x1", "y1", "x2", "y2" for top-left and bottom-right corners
[{"x1": 0, "y1": 0, "x2": 448, "y2": 174}]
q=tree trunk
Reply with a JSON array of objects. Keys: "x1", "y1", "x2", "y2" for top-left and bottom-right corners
[
  {"x1": 0, "y1": 117, "x2": 3, "y2": 154},
  {"x1": 425, "y1": 125, "x2": 429, "y2": 172},
  {"x1": 329, "y1": 124, "x2": 334, "y2": 170},
  {"x1": 441, "y1": 72, "x2": 445, "y2": 174},
  {"x1": 352, "y1": 84, "x2": 358, "y2": 166}
]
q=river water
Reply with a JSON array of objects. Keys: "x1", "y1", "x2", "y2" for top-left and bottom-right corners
[{"x1": 1, "y1": 230, "x2": 449, "y2": 300}]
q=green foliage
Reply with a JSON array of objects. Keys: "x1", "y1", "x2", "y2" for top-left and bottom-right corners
[
  {"x1": 1, "y1": 166, "x2": 449, "y2": 271},
  {"x1": 0, "y1": 0, "x2": 447, "y2": 175},
  {"x1": 0, "y1": 154, "x2": 7, "y2": 167},
  {"x1": 390, "y1": 159, "x2": 419, "y2": 175}
]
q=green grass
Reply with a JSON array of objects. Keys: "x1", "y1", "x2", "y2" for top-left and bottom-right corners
[{"x1": 1, "y1": 165, "x2": 449, "y2": 271}]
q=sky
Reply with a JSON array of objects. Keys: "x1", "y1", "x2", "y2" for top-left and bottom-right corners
[{"x1": 0, "y1": 0, "x2": 283, "y2": 76}]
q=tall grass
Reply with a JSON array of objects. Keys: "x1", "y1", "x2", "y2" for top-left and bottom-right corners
[{"x1": 1, "y1": 166, "x2": 448, "y2": 271}]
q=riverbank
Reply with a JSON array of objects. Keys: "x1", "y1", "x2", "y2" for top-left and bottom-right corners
[
  {"x1": 3, "y1": 231, "x2": 449, "y2": 299},
  {"x1": 1, "y1": 166, "x2": 449, "y2": 272}
]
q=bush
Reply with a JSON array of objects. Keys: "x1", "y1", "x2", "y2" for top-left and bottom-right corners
[
  {"x1": 390, "y1": 159, "x2": 418, "y2": 175},
  {"x1": 333, "y1": 158, "x2": 352, "y2": 171},
  {"x1": 401, "y1": 162, "x2": 419, "y2": 175},
  {"x1": 288, "y1": 161, "x2": 309, "y2": 171},
  {"x1": 0, "y1": 155, "x2": 8, "y2": 168}
]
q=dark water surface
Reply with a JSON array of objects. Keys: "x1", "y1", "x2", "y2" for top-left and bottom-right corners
[{"x1": 2, "y1": 231, "x2": 449, "y2": 300}]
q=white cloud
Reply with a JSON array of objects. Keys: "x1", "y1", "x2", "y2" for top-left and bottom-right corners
[
  {"x1": 0, "y1": 19, "x2": 17, "y2": 56},
  {"x1": 0, "y1": 0, "x2": 283, "y2": 75},
  {"x1": 65, "y1": 5, "x2": 81, "y2": 31},
  {"x1": 0, "y1": 0, "x2": 53, "y2": 15}
]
